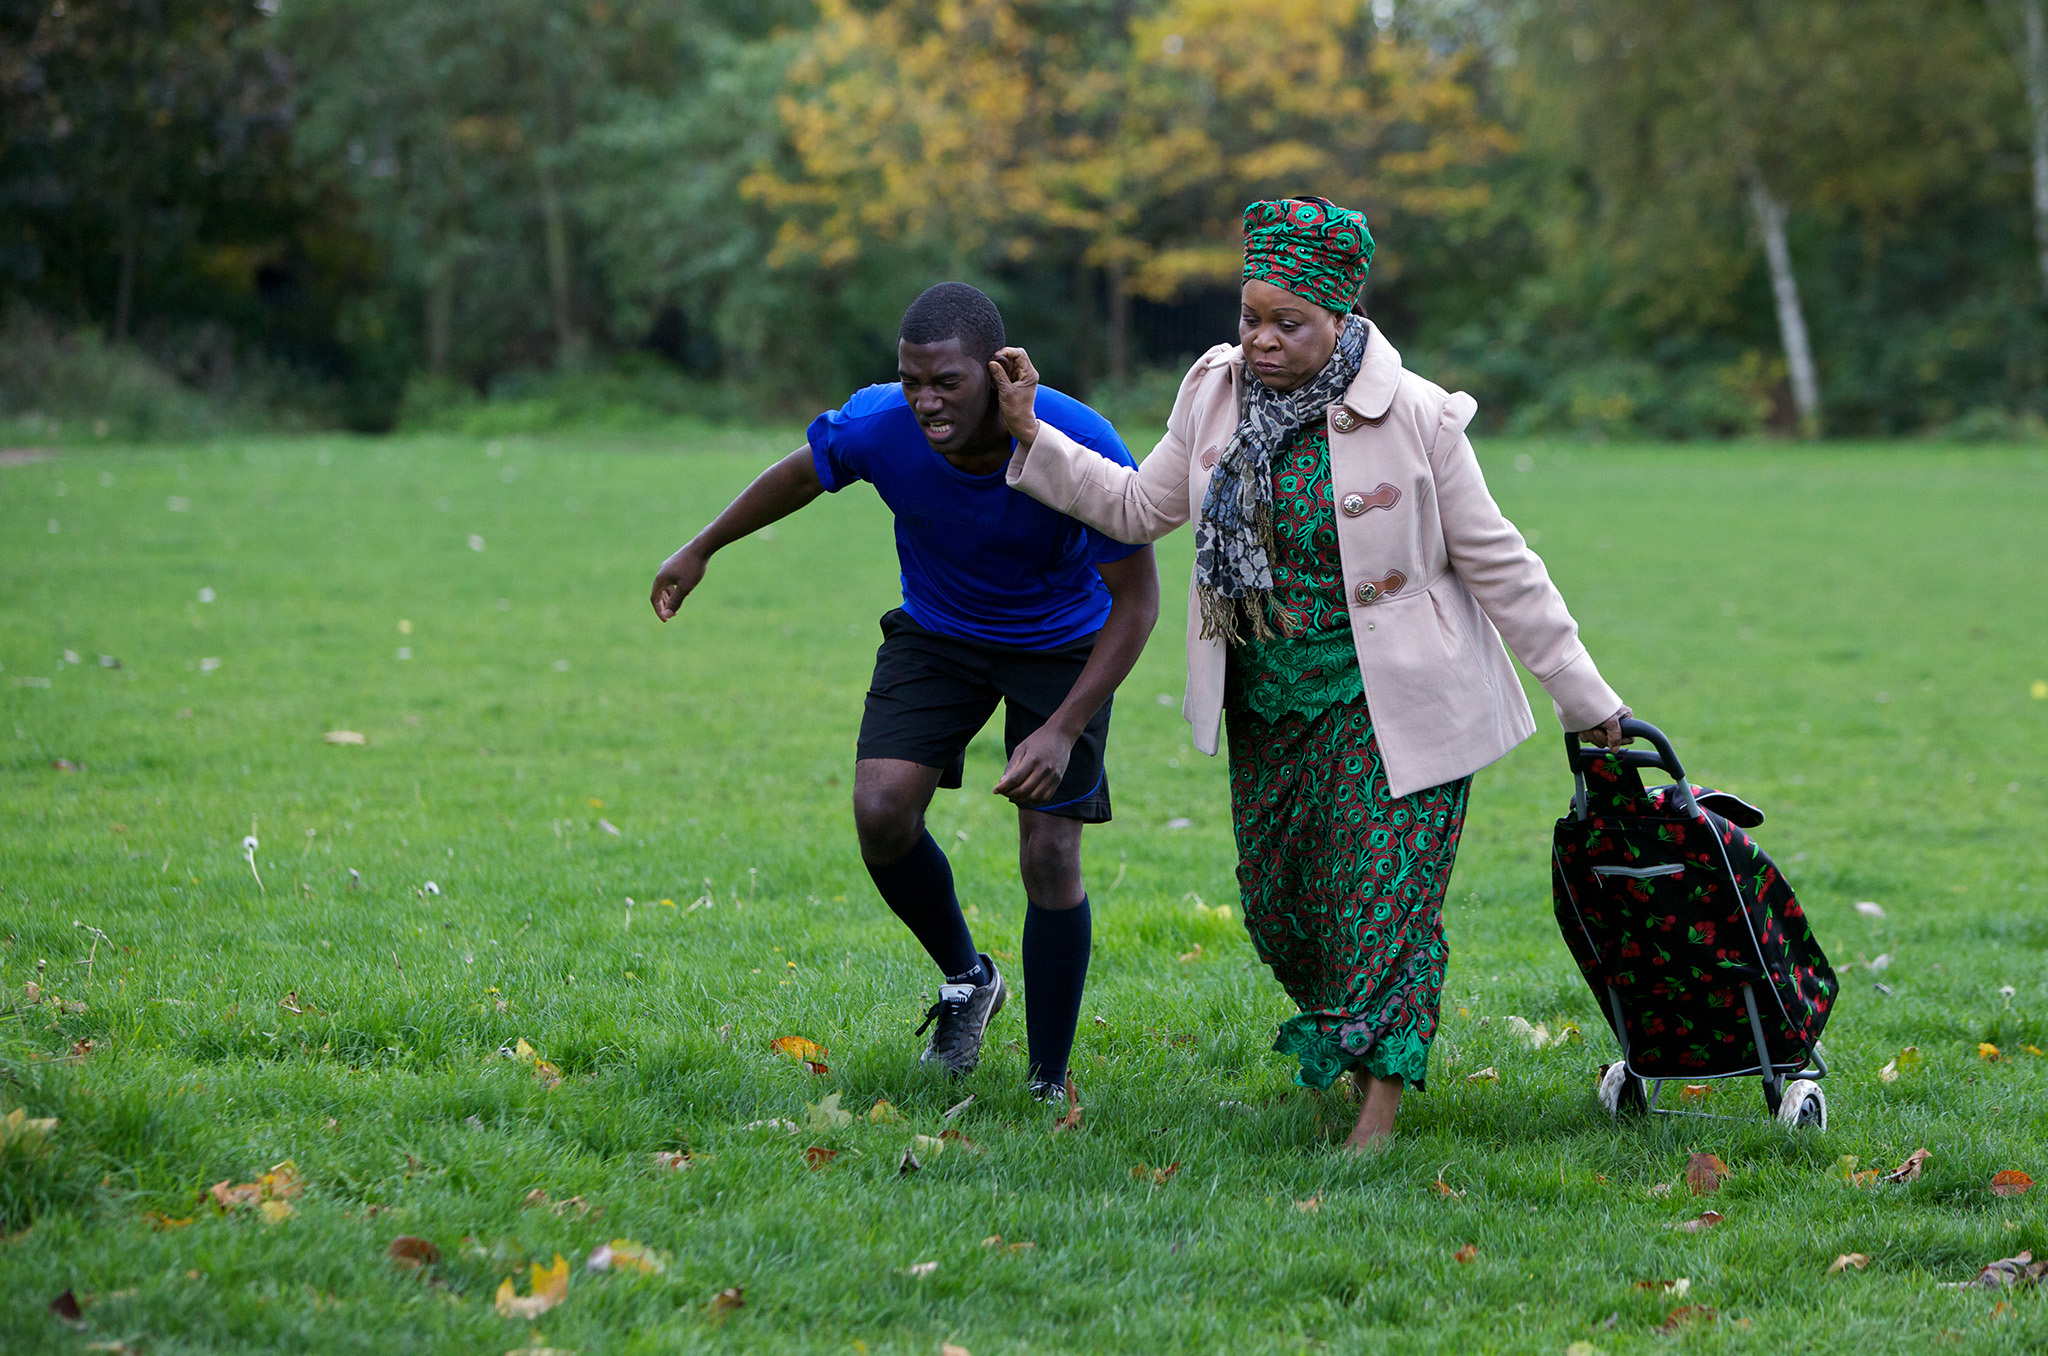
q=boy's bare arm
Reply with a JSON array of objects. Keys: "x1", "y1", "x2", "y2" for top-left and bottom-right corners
[{"x1": 651, "y1": 448, "x2": 823, "y2": 620}]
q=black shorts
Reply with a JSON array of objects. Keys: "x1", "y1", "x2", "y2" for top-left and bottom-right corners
[{"x1": 857, "y1": 609, "x2": 1113, "y2": 822}]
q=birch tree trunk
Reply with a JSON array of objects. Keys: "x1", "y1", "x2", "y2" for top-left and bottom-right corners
[
  {"x1": 1744, "y1": 164, "x2": 1821, "y2": 438},
  {"x1": 537, "y1": 155, "x2": 584, "y2": 369},
  {"x1": 425, "y1": 262, "x2": 453, "y2": 376}
]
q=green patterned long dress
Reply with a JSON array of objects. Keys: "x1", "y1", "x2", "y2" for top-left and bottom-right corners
[{"x1": 1225, "y1": 422, "x2": 1471, "y2": 1091}]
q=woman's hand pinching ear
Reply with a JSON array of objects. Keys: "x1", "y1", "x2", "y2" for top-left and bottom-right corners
[{"x1": 989, "y1": 347, "x2": 1042, "y2": 449}]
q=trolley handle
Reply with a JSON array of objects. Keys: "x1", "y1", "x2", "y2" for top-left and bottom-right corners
[{"x1": 1564, "y1": 717, "x2": 1685, "y2": 780}]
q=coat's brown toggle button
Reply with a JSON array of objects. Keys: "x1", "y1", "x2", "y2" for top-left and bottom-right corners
[
  {"x1": 1340, "y1": 483, "x2": 1400, "y2": 517},
  {"x1": 1329, "y1": 406, "x2": 1361, "y2": 433},
  {"x1": 1353, "y1": 570, "x2": 1406, "y2": 606}
]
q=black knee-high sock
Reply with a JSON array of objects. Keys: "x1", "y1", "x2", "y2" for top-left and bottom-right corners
[
  {"x1": 1022, "y1": 895, "x2": 1091, "y2": 1084},
  {"x1": 865, "y1": 829, "x2": 983, "y2": 983}
]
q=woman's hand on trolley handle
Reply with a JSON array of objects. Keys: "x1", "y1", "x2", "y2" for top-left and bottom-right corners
[{"x1": 1578, "y1": 706, "x2": 1634, "y2": 749}]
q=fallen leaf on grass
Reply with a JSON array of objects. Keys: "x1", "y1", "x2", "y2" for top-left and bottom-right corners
[
  {"x1": 259, "y1": 1199, "x2": 293, "y2": 1224},
  {"x1": 1829, "y1": 1253, "x2": 1870, "y2": 1274},
  {"x1": 804, "y1": 1146, "x2": 838, "y2": 1170},
  {"x1": 651, "y1": 1150, "x2": 694, "y2": 1172},
  {"x1": 805, "y1": 1093, "x2": 853, "y2": 1132},
  {"x1": 1563, "y1": 1344, "x2": 1602, "y2": 1356},
  {"x1": 50, "y1": 1288, "x2": 84, "y2": 1322},
  {"x1": 1658, "y1": 1305, "x2": 1717, "y2": 1333},
  {"x1": 1883, "y1": 1149, "x2": 1932, "y2": 1184},
  {"x1": 1131, "y1": 1162, "x2": 1181, "y2": 1185},
  {"x1": 1452, "y1": 1243, "x2": 1477, "y2": 1264},
  {"x1": 494, "y1": 1255, "x2": 569, "y2": 1319},
  {"x1": 943, "y1": 1095, "x2": 976, "y2": 1120},
  {"x1": 1051, "y1": 1077, "x2": 1083, "y2": 1133},
  {"x1": 1633, "y1": 1278, "x2": 1691, "y2": 1297},
  {"x1": 1678, "y1": 1083, "x2": 1712, "y2": 1104},
  {"x1": 939, "y1": 1129, "x2": 981, "y2": 1155},
  {"x1": 389, "y1": 1236, "x2": 441, "y2": 1270},
  {"x1": 1646, "y1": 1182, "x2": 1674, "y2": 1198},
  {"x1": 898, "y1": 1146, "x2": 921, "y2": 1176},
  {"x1": 1854, "y1": 901, "x2": 1886, "y2": 918},
  {"x1": 1836, "y1": 1156, "x2": 1880, "y2": 1187},
  {"x1": 1432, "y1": 1165, "x2": 1465, "y2": 1198},
  {"x1": 146, "y1": 1212, "x2": 194, "y2": 1230},
  {"x1": 277, "y1": 991, "x2": 326, "y2": 1016},
  {"x1": 803, "y1": 1060, "x2": 829, "y2": 1075},
  {"x1": 1505, "y1": 1015, "x2": 1575, "y2": 1049},
  {"x1": 1944, "y1": 1252, "x2": 2048, "y2": 1290},
  {"x1": 1685, "y1": 1153, "x2": 1729, "y2": 1195},
  {"x1": 1980, "y1": 1043, "x2": 2005, "y2": 1062},
  {"x1": 323, "y1": 731, "x2": 366, "y2": 745},
  {"x1": 66, "y1": 1038, "x2": 94, "y2": 1063},
  {"x1": 586, "y1": 1239, "x2": 666, "y2": 1275},
  {"x1": 902, "y1": 1261, "x2": 938, "y2": 1279},
  {"x1": 941, "y1": 1346, "x2": 972, "y2": 1356},
  {"x1": 708, "y1": 1285, "x2": 744, "y2": 1319},
  {"x1": 0, "y1": 1108, "x2": 59, "y2": 1150},
  {"x1": 1669, "y1": 1211, "x2": 1724, "y2": 1232},
  {"x1": 1294, "y1": 1195, "x2": 1320, "y2": 1212},
  {"x1": 1464, "y1": 1067, "x2": 1499, "y2": 1084},
  {"x1": 1178, "y1": 943, "x2": 1203, "y2": 963},
  {"x1": 1990, "y1": 1170, "x2": 2033, "y2": 1198},
  {"x1": 770, "y1": 1036, "x2": 826, "y2": 1062},
  {"x1": 868, "y1": 1099, "x2": 904, "y2": 1124}
]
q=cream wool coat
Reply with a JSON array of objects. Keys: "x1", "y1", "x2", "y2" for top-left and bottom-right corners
[{"x1": 1006, "y1": 321, "x2": 1624, "y2": 799}]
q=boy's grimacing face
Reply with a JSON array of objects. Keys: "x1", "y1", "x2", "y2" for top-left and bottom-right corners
[{"x1": 898, "y1": 337, "x2": 991, "y2": 454}]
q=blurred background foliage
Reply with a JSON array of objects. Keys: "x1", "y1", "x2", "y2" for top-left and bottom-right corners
[{"x1": 7, "y1": 0, "x2": 2048, "y2": 440}]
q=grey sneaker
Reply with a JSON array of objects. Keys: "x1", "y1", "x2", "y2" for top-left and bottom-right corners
[{"x1": 915, "y1": 954, "x2": 1005, "y2": 1075}]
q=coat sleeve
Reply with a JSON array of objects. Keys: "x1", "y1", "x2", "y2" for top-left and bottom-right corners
[
  {"x1": 1004, "y1": 363, "x2": 1203, "y2": 545},
  {"x1": 1428, "y1": 392, "x2": 1625, "y2": 732}
]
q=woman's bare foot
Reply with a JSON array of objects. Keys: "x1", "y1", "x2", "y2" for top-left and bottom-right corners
[{"x1": 1343, "y1": 1069, "x2": 1404, "y2": 1152}]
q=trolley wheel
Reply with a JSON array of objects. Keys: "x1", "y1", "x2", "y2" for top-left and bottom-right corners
[
  {"x1": 1775, "y1": 1079, "x2": 1827, "y2": 1131},
  {"x1": 1597, "y1": 1061, "x2": 1646, "y2": 1117}
]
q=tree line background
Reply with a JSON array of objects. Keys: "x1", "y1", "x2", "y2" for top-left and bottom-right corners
[{"x1": 8, "y1": 0, "x2": 2048, "y2": 440}]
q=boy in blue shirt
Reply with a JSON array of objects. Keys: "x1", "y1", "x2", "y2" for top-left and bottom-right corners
[{"x1": 650, "y1": 283, "x2": 1159, "y2": 1101}]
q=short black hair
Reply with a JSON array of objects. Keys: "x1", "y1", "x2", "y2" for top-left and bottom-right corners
[{"x1": 898, "y1": 282, "x2": 1006, "y2": 364}]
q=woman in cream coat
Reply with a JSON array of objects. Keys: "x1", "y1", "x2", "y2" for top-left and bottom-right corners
[{"x1": 992, "y1": 198, "x2": 1630, "y2": 1149}]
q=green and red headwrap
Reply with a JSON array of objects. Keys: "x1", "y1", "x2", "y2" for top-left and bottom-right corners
[{"x1": 1240, "y1": 197, "x2": 1374, "y2": 314}]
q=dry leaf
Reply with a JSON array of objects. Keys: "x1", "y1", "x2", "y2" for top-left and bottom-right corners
[
  {"x1": 521, "y1": 1188, "x2": 550, "y2": 1208},
  {"x1": 1658, "y1": 1305, "x2": 1717, "y2": 1332},
  {"x1": 803, "y1": 1060, "x2": 829, "y2": 1075},
  {"x1": 938, "y1": 1129, "x2": 981, "y2": 1155},
  {"x1": 1670, "y1": 1211, "x2": 1725, "y2": 1233},
  {"x1": 1883, "y1": 1149, "x2": 1932, "y2": 1184},
  {"x1": 494, "y1": 1255, "x2": 569, "y2": 1319},
  {"x1": 941, "y1": 1344, "x2": 972, "y2": 1356},
  {"x1": 709, "y1": 1285, "x2": 744, "y2": 1317},
  {"x1": 1980, "y1": 1042, "x2": 2005, "y2": 1062},
  {"x1": 0, "y1": 1108, "x2": 58, "y2": 1150},
  {"x1": 1052, "y1": 1077, "x2": 1083, "y2": 1132},
  {"x1": 1646, "y1": 1182, "x2": 1674, "y2": 1198},
  {"x1": 897, "y1": 1146, "x2": 921, "y2": 1176},
  {"x1": 805, "y1": 1093, "x2": 852, "y2": 1132},
  {"x1": 1178, "y1": 943, "x2": 1203, "y2": 963},
  {"x1": 804, "y1": 1146, "x2": 838, "y2": 1170},
  {"x1": 651, "y1": 1150, "x2": 693, "y2": 1172},
  {"x1": 388, "y1": 1236, "x2": 441, "y2": 1270},
  {"x1": 1433, "y1": 1165, "x2": 1464, "y2": 1198},
  {"x1": 50, "y1": 1288, "x2": 85, "y2": 1322},
  {"x1": 1877, "y1": 1060, "x2": 1899, "y2": 1083},
  {"x1": 902, "y1": 1261, "x2": 938, "y2": 1279},
  {"x1": 943, "y1": 1095, "x2": 976, "y2": 1120},
  {"x1": 1990, "y1": 1170, "x2": 2033, "y2": 1198},
  {"x1": 868, "y1": 1099, "x2": 903, "y2": 1124},
  {"x1": 1633, "y1": 1279, "x2": 1691, "y2": 1297},
  {"x1": 1464, "y1": 1067, "x2": 1499, "y2": 1084},
  {"x1": 1294, "y1": 1195, "x2": 1321, "y2": 1212},
  {"x1": 1684, "y1": 1153, "x2": 1730, "y2": 1195},
  {"x1": 146, "y1": 1212, "x2": 194, "y2": 1230},
  {"x1": 532, "y1": 1060, "x2": 562, "y2": 1090},
  {"x1": 913, "y1": 1133, "x2": 946, "y2": 1159},
  {"x1": 323, "y1": 731, "x2": 366, "y2": 745},
  {"x1": 1679, "y1": 1083, "x2": 1712, "y2": 1103},
  {"x1": 587, "y1": 1239, "x2": 666, "y2": 1275},
  {"x1": 1895, "y1": 1045, "x2": 1923, "y2": 1071},
  {"x1": 259, "y1": 1199, "x2": 293, "y2": 1224},
  {"x1": 1453, "y1": 1243, "x2": 1478, "y2": 1264},
  {"x1": 1946, "y1": 1251, "x2": 2048, "y2": 1290},
  {"x1": 67, "y1": 1038, "x2": 94, "y2": 1063},
  {"x1": 262, "y1": 1160, "x2": 303, "y2": 1200},
  {"x1": 1829, "y1": 1253, "x2": 1870, "y2": 1274},
  {"x1": 770, "y1": 1036, "x2": 826, "y2": 1062},
  {"x1": 1505, "y1": 1015, "x2": 1549, "y2": 1048},
  {"x1": 1131, "y1": 1161, "x2": 1181, "y2": 1185}
]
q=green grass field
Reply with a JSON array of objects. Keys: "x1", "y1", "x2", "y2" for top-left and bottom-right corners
[{"x1": 2, "y1": 428, "x2": 2046, "y2": 1354}]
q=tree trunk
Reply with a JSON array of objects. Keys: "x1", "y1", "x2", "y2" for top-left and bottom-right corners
[
  {"x1": 114, "y1": 215, "x2": 137, "y2": 344},
  {"x1": 536, "y1": 155, "x2": 584, "y2": 369},
  {"x1": 1106, "y1": 262, "x2": 1131, "y2": 384},
  {"x1": 425, "y1": 261, "x2": 453, "y2": 376},
  {"x1": 1744, "y1": 163, "x2": 1821, "y2": 438},
  {"x1": 1069, "y1": 263, "x2": 1096, "y2": 399},
  {"x1": 2013, "y1": 0, "x2": 2048, "y2": 299}
]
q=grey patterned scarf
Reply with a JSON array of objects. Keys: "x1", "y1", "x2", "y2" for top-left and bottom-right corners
[{"x1": 1195, "y1": 312, "x2": 1369, "y2": 644}]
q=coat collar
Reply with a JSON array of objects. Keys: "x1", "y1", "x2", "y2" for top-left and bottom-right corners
[{"x1": 1199, "y1": 320, "x2": 1403, "y2": 420}]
